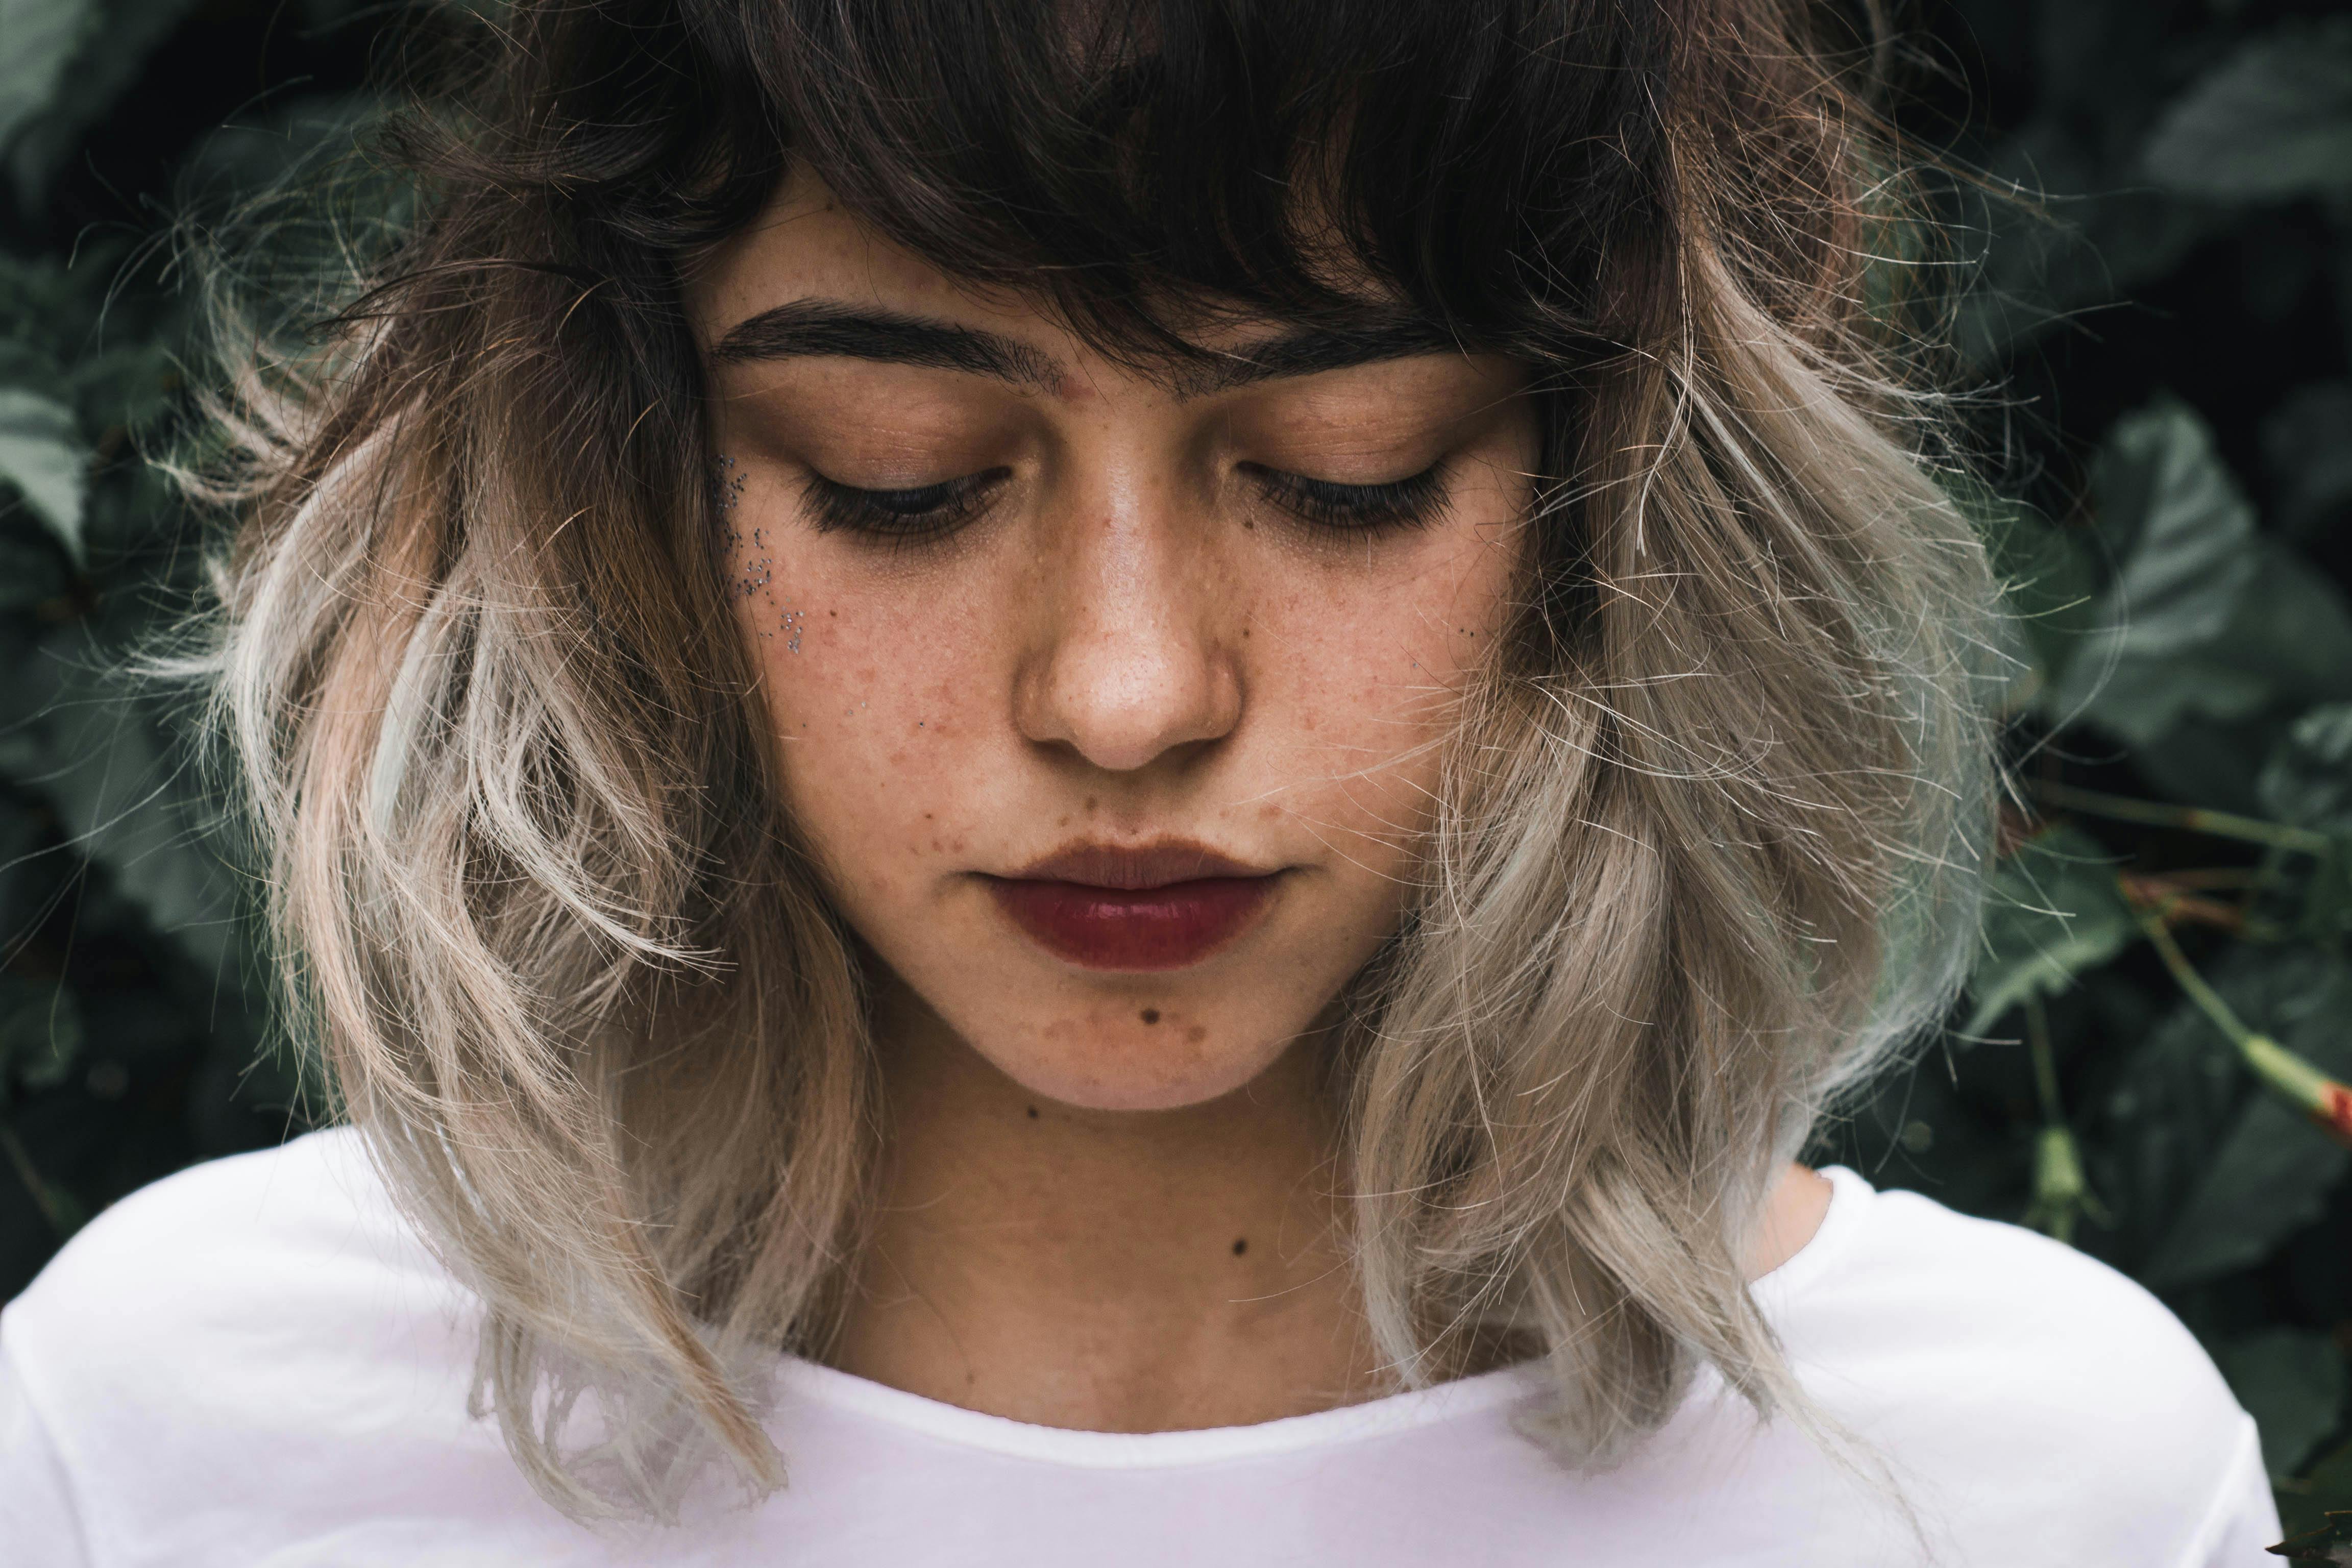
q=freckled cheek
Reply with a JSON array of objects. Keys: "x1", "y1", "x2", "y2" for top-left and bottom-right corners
[
  {"x1": 1255, "y1": 553, "x2": 1511, "y2": 849},
  {"x1": 1282, "y1": 573, "x2": 1501, "y2": 734},
  {"x1": 746, "y1": 589, "x2": 992, "y2": 893}
]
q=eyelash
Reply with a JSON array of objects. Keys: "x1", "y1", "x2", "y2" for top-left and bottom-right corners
[
  {"x1": 802, "y1": 470, "x2": 1010, "y2": 543},
  {"x1": 1237, "y1": 462, "x2": 1450, "y2": 533},
  {"x1": 799, "y1": 461, "x2": 1451, "y2": 543}
]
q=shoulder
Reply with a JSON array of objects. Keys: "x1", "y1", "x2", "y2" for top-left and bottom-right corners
[
  {"x1": 2, "y1": 1130, "x2": 504, "y2": 1559},
  {"x1": 1768, "y1": 1168, "x2": 2274, "y2": 1564},
  {"x1": 4, "y1": 1124, "x2": 472, "y2": 1398},
  {"x1": 7, "y1": 1126, "x2": 446, "y2": 1355},
  {"x1": 1779, "y1": 1168, "x2": 2231, "y2": 1415}
]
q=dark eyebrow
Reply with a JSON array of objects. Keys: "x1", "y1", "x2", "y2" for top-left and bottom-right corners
[
  {"x1": 709, "y1": 299, "x2": 1472, "y2": 397},
  {"x1": 710, "y1": 301, "x2": 1064, "y2": 389}
]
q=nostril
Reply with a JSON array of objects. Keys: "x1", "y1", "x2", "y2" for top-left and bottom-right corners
[{"x1": 1017, "y1": 621, "x2": 1242, "y2": 773}]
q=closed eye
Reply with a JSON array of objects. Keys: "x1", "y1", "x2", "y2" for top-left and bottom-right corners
[
  {"x1": 802, "y1": 469, "x2": 1012, "y2": 543},
  {"x1": 1241, "y1": 461, "x2": 1450, "y2": 533},
  {"x1": 796, "y1": 459, "x2": 1451, "y2": 543}
]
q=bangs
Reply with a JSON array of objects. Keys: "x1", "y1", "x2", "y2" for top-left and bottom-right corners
[{"x1": 656, "y1": 0, "x2": 1672, "y2": 363}]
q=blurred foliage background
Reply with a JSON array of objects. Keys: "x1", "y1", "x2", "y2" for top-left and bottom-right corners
[{"x1": 2, "y1": 0, "x2": 2351, "y2": 1541}]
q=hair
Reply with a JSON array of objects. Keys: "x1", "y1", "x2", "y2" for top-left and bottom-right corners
[{"x1": 190, "y1": 0, "x2": 2001, "y2": 1521}]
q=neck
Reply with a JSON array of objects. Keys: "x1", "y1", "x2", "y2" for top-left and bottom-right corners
[
  {"x1": 828, "y1": 990, "x2": 1837, "y2": 1432},
  {"x1": 832, "y1": 987, "x2": 1378, "y2": 1431}
]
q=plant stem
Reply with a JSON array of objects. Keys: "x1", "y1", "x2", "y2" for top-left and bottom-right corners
[
  {"x1": 2036, "y1": 781, "x2": 2333, "y2": 856},
  {"x1": 2135, "y1": 904, "x2": 2252, "y2": 1040},
  {"x1": 2020, "y1": 995, "x2": 2105, "y2": 1241},
  {"x1": 2131, "y1": 896, "x2": 2352, "y2": 1147},
  {"x1": 2150, "y1": 867, "x2": 2275, "y2": 892},
  {"x1": 2117, "y1": 874, "x2": 2244, "y2": 932},
  {"x1": 2025, "y1": 995, "x2": 2063, "y2": 1125}
]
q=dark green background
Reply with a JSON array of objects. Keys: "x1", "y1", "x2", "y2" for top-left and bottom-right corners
[{"x1": 3, "y1": 0, "x2": 2350, "y2": 1540}]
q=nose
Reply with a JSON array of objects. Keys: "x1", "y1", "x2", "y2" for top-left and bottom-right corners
[{"x1": 1014, "y1": 471, "x2": 1242, "y2": 774}]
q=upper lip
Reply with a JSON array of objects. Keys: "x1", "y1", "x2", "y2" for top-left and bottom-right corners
[{"x1": 1001, "y1": 839, "x2": 1275, "y2": 890}]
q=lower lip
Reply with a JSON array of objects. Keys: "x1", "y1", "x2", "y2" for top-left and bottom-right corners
[{"x1": 986, "y1": 876, "x2": 1279, "y2": 971}]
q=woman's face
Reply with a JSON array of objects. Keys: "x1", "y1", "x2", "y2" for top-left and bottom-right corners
[{"x1": 691, "y1": 174, "x2": 1536, "y2": 1113}]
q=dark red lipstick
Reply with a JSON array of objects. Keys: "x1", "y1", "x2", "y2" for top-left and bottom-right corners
[{"x1": 985, "y1": 842, "x2": 1280, "y2": 971}]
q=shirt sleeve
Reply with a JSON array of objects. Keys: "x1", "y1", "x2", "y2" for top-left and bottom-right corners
[
  {"x1": 2188, "y1": 1415, "x2": 2285, "y2": 1568},
  {"x1": 0, "y1": 1322, "x2": 93, "y2": 1567}
]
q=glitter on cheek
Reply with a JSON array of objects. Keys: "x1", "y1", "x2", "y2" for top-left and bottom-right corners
[
  {"x1": 715, "y1": 458, "x2": 811, "y2": 654},
  {"x1": 713, "y1": 453, "x2": 747, "y2": 513}
]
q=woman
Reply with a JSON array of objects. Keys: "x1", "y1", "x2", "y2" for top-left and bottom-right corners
[{"x1": 0, "y1": 0, "x2": 2278, "y2": 1561}]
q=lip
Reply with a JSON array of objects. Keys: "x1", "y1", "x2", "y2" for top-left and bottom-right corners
[{"x1": 983, "y1": 840, "x2": 1282, "y2": 971}]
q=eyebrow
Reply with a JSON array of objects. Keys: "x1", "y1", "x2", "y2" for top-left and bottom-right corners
[
  {"x1": 708, "y1": 300, "x2": 1472, "y2": 396},
  {"x1": 710, "y1": 300, "x2": 1063, "y2": 388}
]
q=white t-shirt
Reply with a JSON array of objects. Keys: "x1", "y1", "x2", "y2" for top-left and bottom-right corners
[{"x1": 0, "y1": 1127, "x2": 2280, "y2": 1566}]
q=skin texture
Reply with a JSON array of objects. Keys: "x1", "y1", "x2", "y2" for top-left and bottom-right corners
[{"x1": 688, "y1": 170, "x2": 1829, "y2": 1431}]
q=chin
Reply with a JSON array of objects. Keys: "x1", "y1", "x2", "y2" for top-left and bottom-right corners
[{"x1": 972, "y1": 1007, "x2": 1305, "y2": 1114}]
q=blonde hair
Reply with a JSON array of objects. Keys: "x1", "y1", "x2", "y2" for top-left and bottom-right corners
[{"x1": 191, "y1": 0, "x2": 1998, "y2": 1519}]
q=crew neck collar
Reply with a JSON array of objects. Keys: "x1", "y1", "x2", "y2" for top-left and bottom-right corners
[{"x1": 774, "y1": 1354, "x2": 1542, "y2": 1468}]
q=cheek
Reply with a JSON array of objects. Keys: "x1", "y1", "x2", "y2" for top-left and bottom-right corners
[
  {"x1": 726, "y1": 530, "x2": 997, "y2": 902},
  {"x1": 1255, "y1": 528, "x2": 1519, "y2": 850}
]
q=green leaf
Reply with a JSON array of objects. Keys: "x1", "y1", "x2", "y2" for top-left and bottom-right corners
[
  {"x1": 0, "y1": 528, "x2": 67, "y2": 609},
  {"x1": 2263, "y1": 706, "x2": 2352, "y2": 835},
  {"x1": 2144, "y1": 20, "x2": 2352, "y2": 203},
  {"x1": 2216, "y1": 1330, "x2": 2350, "y2": 1481},
  {"x1": 4, "y1": 0, "x2": 205, "y2": 207},
  {"x1": 2266, "y1": 382, "x2": 2352, "y2": 540},
  {"x1": 0, "y1": 974, "x2": 82, "y2": 1091},
  {"x1": 2140, "y1": 959, "x2": 2352, "y2": 1289},
  {"x1": 1965, "y1": 825, "x2": 2138, "y2": 1038},
  {"x1": 2074, "y1": 551, "x2": 2352, "y2": 760},
  {"x1": 1952, "y1": 118, "x2": 2225, "y2": 365},
  {"x1": 2146, "y1": 1094, "x2": 2350, "y2": 1289},
  {"x1": 2268, "y1": 1512, "x2": 2352, "y2": 1565},
  {"x1": 2066, "y1": 656, "x2": 2273, "y2": 748},
  {"x1": 2099, "y1": 1002, "x2": 2243, "y2": 1262},
  {"x1": 2299, "y1": 849, "x2": 2352, "y2": 946},
  {"x1": 2113, "y1": 548, "x2": 2352, "y2": 811},
  {"x1": 2283, "y1": 1440, "x2": 2352, "y2": 1538},
  {"x1": 2096, "y1": 949, "x2": 2340, "y2": 1265},
  {"x1": 1979, "y1": 489, "x2": 2101, "y2": 694},
  {"x1": 0, "y1": 0, "x2": 102, "y2": 150},
  {"x1": 6, "y1": 650, "x2": 248, "y2": 981},
  {"x1": 2050, "y1": 400, "x2": 2261, "y2": 744},
  {"x1": 0, "y1": 387, "x2": 87, "y2": 566},
  {"x1": 2267, "y1": 1514, "x2": 2352, "y2": 1561},
  {"x1": 2086, "y1": 399, "x2": 2258, "y2": 631},
  {"x1": 2131, "y1": 717, "x2": 2276, "y2": 819},
  {"x1": 2219, "y1": 552, "x2": 2352, "y2": 712},
  {"x1": 2264, "y1": 708, "x2": 2352, "y2": 941}
]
